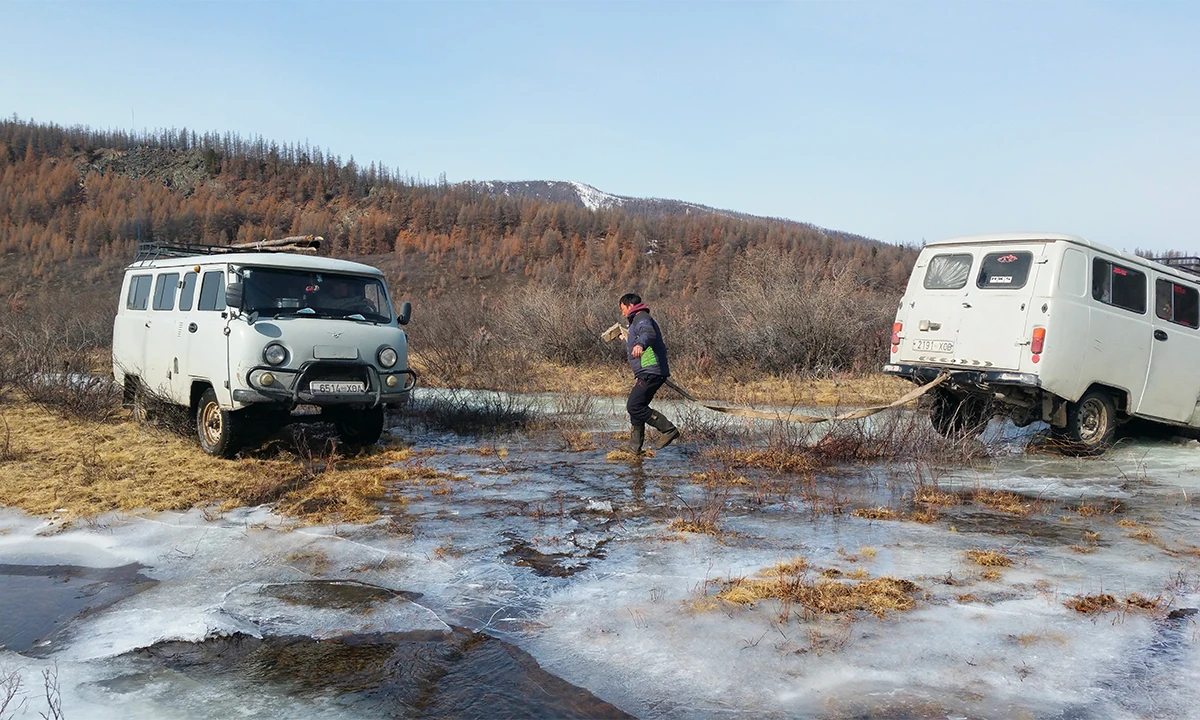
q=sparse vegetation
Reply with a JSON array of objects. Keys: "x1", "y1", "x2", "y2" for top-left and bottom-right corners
[
  {"x1": 713, "y1": 556, "x2": 923, "y2": 621},
  {"x1": 965, "y1": 549, "x2": 1014, "y2": 567}
]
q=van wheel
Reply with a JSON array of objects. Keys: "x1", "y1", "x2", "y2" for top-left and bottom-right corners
[
  {"x1": 1060, "y1": 389, "x2": 1117, "y2": 455},
  {"x1": 332, "y1": 407, "x2": 385, "y2": 451},
  {"x1": 196, "y1": 389, "x2": 244, "y2": 458},
  {"x1": 928, "y1": 390, "x2": 991, "y2": 438}
]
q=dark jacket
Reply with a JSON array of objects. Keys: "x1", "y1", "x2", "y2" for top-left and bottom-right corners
[{"x1": 625, "y1": 305, "x2": 670, "y2": 378}]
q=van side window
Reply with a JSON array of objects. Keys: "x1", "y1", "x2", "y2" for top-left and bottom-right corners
[
  {"x1": 923, "y1": 254, "x2": 972, "y2": 289},
  {"x1": 198, "y1": 271, "x2": 226, "y2": 311},
  {"x1": 1155, "y1": 279, "x2": 1199, "y2": 328},
  {"x1": 178, "y1": 272, "x2": 198, "y2": 312},
  {"x1": 126, "y1": 275, "x2": 152, "y2": 310},
  {"x1": 152, "y1": 273, "x2": 180, "y2": 311},
  {"x1": 977, "y1": 252, "x2": 1033, "y2": 289},
  {"x1": 1092, "y1": 258, "x2": 1146, "y2": 314}
]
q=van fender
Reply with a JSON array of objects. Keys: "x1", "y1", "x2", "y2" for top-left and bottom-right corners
[{"x1": 1045, "y1": 382, "x2": 1129, "y2": 426}]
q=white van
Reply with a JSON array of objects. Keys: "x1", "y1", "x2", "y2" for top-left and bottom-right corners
[
  {"x1": 112, "y1": 242, "x2": 415, "y2": 457},
  {"x1": 883, "y1": 233, "x2": 1200, "y2": 453}
]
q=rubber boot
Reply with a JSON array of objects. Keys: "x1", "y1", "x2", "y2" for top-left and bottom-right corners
[
  {"x1": 647, "y1": 411, "x2": 680, "y2": 449},
  {"x1": 627, "y1": 424, "x2": 646, "y2": 455}
]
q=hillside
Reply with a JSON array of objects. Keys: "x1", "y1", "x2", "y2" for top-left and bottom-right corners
[{"x1": 0, "y1": 117, "x2": 917, "y2": 378}]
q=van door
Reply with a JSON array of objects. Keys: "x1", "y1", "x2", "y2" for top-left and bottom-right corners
[
  {"x1": 186, "y1": 269, "x2": 232, "y2": 405},
  {"x1": 114, "y1": 272, "x2": 154, "y2": 381},
  {"x1": 1083, "y1": 256, "x2": 1151, "y2": 409},
  {"x1": 143, "y1": 271, "x2": 181, "y2": 398},
  {"x1": 1136, "y1": 277, "x2": 1200, "y2": 422},
  {"x1": 895, "y1": 250, "x2": 974, "y2": 367},
  {"x1": 952, "y1": 246, "x2": 1044, "y2": 371},
  {"x1": 167, "y1": 271, "x2": 200, "y2": 402}
]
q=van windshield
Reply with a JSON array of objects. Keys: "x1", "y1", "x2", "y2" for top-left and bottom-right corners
[{"x1": 240, "y1": 268, "x2": 393, "y2": 323}]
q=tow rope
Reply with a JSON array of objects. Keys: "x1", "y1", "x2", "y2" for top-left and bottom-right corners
[{"x1": 601, "y1": 323, "x2": 948, "y2": 425}]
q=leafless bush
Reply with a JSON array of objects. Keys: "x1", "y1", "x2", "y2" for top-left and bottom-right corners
[
  {"x1": 711, "y1": 249, "x2": 893, "y2": 375},
  {"x1": 1, "y1": 668, "x2": 27, "y2": 719},
  {"x1": 0, "y1": 310, "x2": 120, "y2": 420},
  {"x1": 495, "y1": 276, "x2": 614, "y2": 365},
  {"x1": 401, "y1": 390, "x2": 542, "y2": 435}
]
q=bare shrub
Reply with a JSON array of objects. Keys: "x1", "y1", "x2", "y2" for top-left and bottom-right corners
[
  {"x1": 401, "y1": 390, "x2": 541, "y2": 435},
  {"x1": 1, "y1": 668, "x2": 27, "y2": 718},
  {"x1": 495, "y1": 276, "x2": 614, "y2": 365},
  {"x1": 712, "y1": 249, "x2": 893, "y2": 375},
  {"x1": 0, "y1": 310, "x2": 119, "y2": 420}
]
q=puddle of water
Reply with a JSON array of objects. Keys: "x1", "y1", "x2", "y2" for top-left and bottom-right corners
[{"x1": 0, "y1": 563, "x2": 155, "y2": 654}]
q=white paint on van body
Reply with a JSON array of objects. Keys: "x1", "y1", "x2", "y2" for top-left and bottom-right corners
[
  {"x1": 889, "y1": 233, "x2": 1200, "y2": 430},
  {"x1": 113, "y1": 252, "x2": 411, "y2": 413}
]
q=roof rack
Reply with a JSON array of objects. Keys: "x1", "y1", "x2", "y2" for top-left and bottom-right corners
[
  {"x1": 1151, "y1": 256, "x2": 1200, "y2": 278},
  {"x1": 134, "y1": 236, "x2": 322, "y2": 262}
]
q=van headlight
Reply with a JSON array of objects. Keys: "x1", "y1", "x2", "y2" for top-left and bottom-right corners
[
  {"x1": 263, "y1": 343, "x2": 288, "y2": 366},
  {"x1": 378, "y1": 347, "x2": 398, "y2": 368}
]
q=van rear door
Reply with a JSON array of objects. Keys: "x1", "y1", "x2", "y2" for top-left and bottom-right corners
[
  {"x1": 954, "y1": 246, "x2": 1045, "y2": 370},
  {"x1": 895, "y1": 250, "x2": 973, "y2": 367},
  {"x1": 898, "y1": 244, "x2": 1043, "y2": 371}
]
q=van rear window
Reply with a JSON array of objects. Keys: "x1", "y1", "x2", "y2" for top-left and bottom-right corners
[
  {"x1": 126, "y1": 275, "x2": 152, "y2": 310},
  {"x1": 1092, "y1": 258, "x2": 1146, "y2": 314},
  {"x1": 923, "y1": 254, "x2": 972, "y2": 289},
  {"x1": 977, "y1": 252, "x2": 1033, "y2": 289},
  {"x1": 1156, "y1": 279, "x2": 1199, "y2": 328}
]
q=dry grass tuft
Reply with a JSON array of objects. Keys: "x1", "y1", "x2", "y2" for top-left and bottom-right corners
[
  {"x1": 913, "y1": 487, "x2": 959, "y2": 506},
  {"x1": 851, "y1": 506, "x2": 899, "y2": 521},
  {"x1": 972, "y1": 489, "x2": 1032, "y2": 515},
  {"x1": 606, "y1": 448, "x2": 655, "y2": 462},
  {"x1": 965, "y1": 549, "x2": 1014, "y2": 567},
  {"x1": 714, "y1": 557, "x2": 922, "y2": 621},
  {"x1": 1116, "y1": 519, "x2": 1141, "y2": 529},
  {"x1": 980, "y1": 569, "x2": 1003, "y2": 581},
  {"x1": 0, "y1": 399, "x2": 449, "y2": 524},
  {"x1": 1066, "y1": 592, "x2": 1166, "y2": 615}
]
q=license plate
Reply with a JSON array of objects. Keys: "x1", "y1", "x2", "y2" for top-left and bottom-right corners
[
  {"x1": 912, "y1": 339, "x2": 954, "y2": 354},
  {"x1": 309, "y1": 381, "x2": 366, "y2": 394}
]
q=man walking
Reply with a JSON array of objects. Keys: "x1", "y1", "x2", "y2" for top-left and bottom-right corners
[{"x1": 619, "y1": 292, "x2": 680, "y2": 455}]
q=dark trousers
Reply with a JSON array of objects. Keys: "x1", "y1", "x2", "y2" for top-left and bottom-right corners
[{"x1": 626, "y1": 374, "x2": 665, "y2": 426}]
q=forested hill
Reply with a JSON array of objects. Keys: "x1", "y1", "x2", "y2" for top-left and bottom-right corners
[{"x1": 0, "y1": 118, "x2": 918, "y2": 299}]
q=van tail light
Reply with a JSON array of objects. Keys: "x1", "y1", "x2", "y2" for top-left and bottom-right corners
[
  {"x1": 1031, "y1": 327, "x2": 1046, "y2": 362},
  {"x1": 890, "y1": 322, "x2": 902, "y2": 353}
]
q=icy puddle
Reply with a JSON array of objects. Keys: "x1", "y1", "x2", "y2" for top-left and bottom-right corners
[{"x1": 2, "y1": 409, "x2": 1200, "y2": 719}]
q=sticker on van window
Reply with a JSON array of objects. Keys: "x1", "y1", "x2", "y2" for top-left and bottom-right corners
[{"x1": 977, "y1": 252, "x2": 1033, "y2": 289}]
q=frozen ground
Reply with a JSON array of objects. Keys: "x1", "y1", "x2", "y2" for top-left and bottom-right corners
[{"x1": 2, "y1": 398, "x2": 1199, "y2": 719}]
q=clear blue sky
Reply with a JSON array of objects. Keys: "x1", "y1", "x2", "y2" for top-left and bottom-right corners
[{"x1": 3, "y1": 1, "x2": 1197, "y2": 252}]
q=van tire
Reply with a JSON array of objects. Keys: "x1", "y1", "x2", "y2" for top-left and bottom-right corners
[
  {"x1": 1060, "y1": 389, "x2": 1117, "y2": 455},
  {"x1": 928, "y1": 390, "x2": 991, "y2": 438},
  {"x1": 332, "y1": 407, "x2": 385, "y2": 451},
  {"x1": 196, "y1": 389, "x2": 244, "y2": 458}
]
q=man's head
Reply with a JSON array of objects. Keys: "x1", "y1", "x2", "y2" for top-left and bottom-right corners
[
  {"x1": 619, "y1": 292, "x2": 642, "y2": 317},
  {"x1": 330, "y1": 277, "x2": 353, "y2": 297}
]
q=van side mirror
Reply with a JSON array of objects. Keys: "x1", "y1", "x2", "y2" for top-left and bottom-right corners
[
  {"x1": 225, "y1": 281, "x2": 244, "y2": 310},
  {"x1": 398, "y1": 301, "x2": 412, "y2": 326}
]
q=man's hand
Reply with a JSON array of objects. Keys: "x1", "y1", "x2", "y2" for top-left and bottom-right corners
[{"x1": 632, "y1": 344, "x2": 644, "y2": 358}]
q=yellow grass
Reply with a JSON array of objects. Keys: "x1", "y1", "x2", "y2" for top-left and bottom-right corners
[
  {"x1": 914, "y1": 488, "x2": 960, "y2": 507},
  {"x1": 972, "y1": 489, "x2": 1032, "y2": 515},
  {"x1": 412, "y1": 354, "x2": 913, "y2": 408},
  {"x1": 1065, "y1": 593, "x2": 1164, "y2": 614},
  {"x1": 851, "y1": 507, "x2": 899, "y2": 521},
  {"x1": 965, "y1": 549, "x2": 1014, "y2": 567},
  {"x1": 0, "y1": 399, "x2": 456, "y2": 524},
  {"x1": 714, "y1": 556, "x2": 922, "y2": 619}
]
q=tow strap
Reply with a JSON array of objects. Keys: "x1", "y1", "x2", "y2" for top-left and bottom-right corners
[{"x1": 601, "y1": 323, "x2": 948, "y2": 425}]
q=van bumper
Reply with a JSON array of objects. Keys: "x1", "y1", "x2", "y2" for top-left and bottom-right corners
[
  {"x1": 232, "y1": 362, "x2": 417, "y2": 408},
  {"x1": 882, "y1": 363, "x2": 1042, "y2": 390}
]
